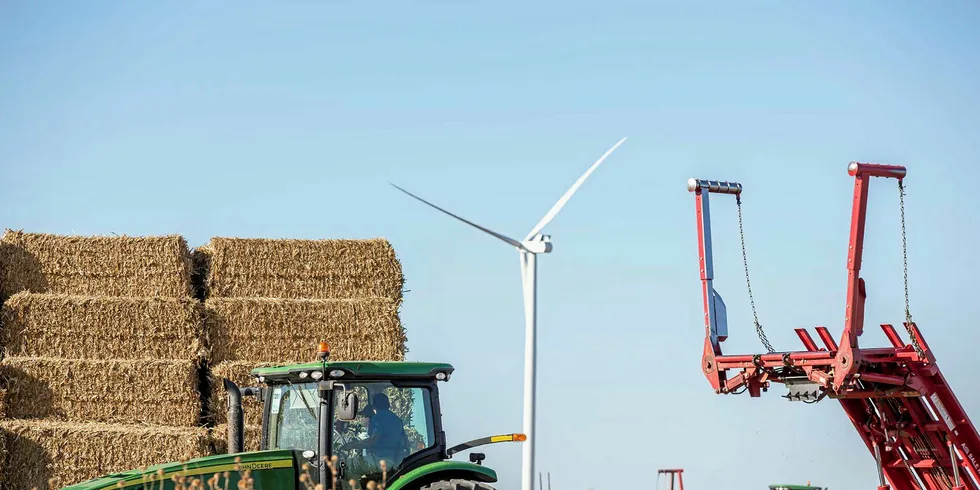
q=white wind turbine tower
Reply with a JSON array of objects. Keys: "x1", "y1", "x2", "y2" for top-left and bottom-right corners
[{"x1": 391, "y1": 137, "x2": 627, "y2": 490}]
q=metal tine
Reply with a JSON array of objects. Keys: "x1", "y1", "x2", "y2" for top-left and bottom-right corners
[
  {"x1": 795, "y1": 328, "x2": 820, "y2": 351},
  {"x1": 880, "y1": 323, "x2": 906, "y2": 349},
  {"x1": 814, "y1": 326, "x2": 838, "y2": 352}
]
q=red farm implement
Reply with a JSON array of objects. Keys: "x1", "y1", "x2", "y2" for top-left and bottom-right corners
[
  {"x1": 657, "y1": 469, "x2": 685, "y2": 490},
  {"x1": 687, "y1": 163, "x2": 980, "y2": 490}
]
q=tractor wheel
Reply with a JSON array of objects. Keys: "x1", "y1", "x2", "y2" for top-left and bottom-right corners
[{"x1": 419, "y1": 479, "x2": 496, "y2": 490}]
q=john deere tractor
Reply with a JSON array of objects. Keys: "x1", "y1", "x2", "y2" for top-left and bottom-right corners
[{"x1": 63, "y1": 343, "x2": 523, "y2": 490}]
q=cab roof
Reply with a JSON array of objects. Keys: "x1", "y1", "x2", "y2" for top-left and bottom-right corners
[{"x1": 251, "y1": 361, "x2": 455, "y2": 382}]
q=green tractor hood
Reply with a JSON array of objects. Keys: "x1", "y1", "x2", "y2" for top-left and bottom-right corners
[
  {"x1": 60, "y1": 450, "x2": 497, "y2": 490},
  {"x1": 61, "y1": 450, "x2": 301, "y2": 490}
]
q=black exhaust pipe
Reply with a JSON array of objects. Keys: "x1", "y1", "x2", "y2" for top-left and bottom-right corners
[{"x1": 223, "y1": 378, "x2": 245, "y2": 454}]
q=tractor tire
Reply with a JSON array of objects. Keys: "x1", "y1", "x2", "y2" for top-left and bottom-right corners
[{"x1": 419, "y1": 479, "x2": 496, "y2": 490}]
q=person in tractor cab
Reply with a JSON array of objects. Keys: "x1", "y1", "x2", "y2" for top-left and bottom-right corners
[{"x1": 339, "y1": 392, "x2": 409, "y2": 468}]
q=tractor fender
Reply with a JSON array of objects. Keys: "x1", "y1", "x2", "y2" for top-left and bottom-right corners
[{"x1": 387, "y1": 462, "x2": 497, "y2": 490}]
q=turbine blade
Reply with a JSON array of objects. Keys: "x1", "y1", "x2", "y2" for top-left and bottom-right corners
[
  {"x1": 524, "y1": 137, "x2": 627, "y2": 241},
  {"x1": 391, "y1": 183, "x2": 525, "y2": 249}
]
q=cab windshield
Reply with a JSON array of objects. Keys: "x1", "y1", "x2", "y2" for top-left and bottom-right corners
[
  {"x1": 264, "y1": 380, "x2": 437, "y2": 481},
  {"x1": 265, "y1": 381, "x2": 319, "y2": 452}
]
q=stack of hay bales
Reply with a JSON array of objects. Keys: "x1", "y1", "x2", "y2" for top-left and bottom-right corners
[
  {"x1": 0, "y1": 231, "x2": 211, "y2": 489},
  {"x1": 200, "y1": 237, "x2": 406, "y2": 452},
  {"x1": 0, "y1": 231, "x2": 409, "y2": 483}
]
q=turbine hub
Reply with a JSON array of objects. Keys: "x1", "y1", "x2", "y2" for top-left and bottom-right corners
[{"x1": 522, "y1": 234, "x2": 553, "y2": 254}]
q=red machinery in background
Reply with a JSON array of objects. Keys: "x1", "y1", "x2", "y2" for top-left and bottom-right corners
[
  {"x1": 687, "y1": 163, "x2": 980, "y2": 490},
  {"x1": 658, "y1": 469, "x2": 685, "y2": 490}
]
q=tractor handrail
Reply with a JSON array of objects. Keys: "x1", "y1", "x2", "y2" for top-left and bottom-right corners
[{"x1": 447, "y1": 433, "x2": 527, "y2": 457}]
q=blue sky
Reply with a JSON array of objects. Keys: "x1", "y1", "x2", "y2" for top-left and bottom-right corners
[{"x1": 2, "y1": 1, "x2": 980, "y2": 488}]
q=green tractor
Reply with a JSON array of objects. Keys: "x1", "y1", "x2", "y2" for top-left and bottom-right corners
[{"x1": 63, "y1": 344, "x2": 523, "y2": 490}]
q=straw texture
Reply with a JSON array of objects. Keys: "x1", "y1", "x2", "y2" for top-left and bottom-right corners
[
  {"x1": 0, "y1": 423, "x2": 6, "y2": 488},
  {"x1": 0, "y1": 357, "x2": 202, "y2": 426},
  {"x1": 199, "y1": 237, "x2": 403, "y2": 301},
  {"x1": 0, "y1": 292, "x2": 207, "y2": 360},
  {"x1": 212, "y1": 424, "x2": 262, "y2": 453},
  {"x1": 0, "y1": 230, "x2": 194, "y2": 299},
  {"x1": 0, "y1": 419, "x2": 211, "y2": 489},
  {"x1": 208, "y1": 361, "x2": 277, "y2": 427},
  {"x1": 206, "y1": 297, "x2": 406, "y2": 363}
]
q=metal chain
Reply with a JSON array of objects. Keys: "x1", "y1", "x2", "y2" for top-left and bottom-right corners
[
  {"x1": 898, "y1": 180, "x2": 924, "y2": 356},
  {"x1": 737, "y1": 195, "x2": 775, "y2": 353}
]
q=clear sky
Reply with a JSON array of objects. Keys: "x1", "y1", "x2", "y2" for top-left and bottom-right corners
[{"x1": 2, "y1": 2, "x2": 980, "y2": 489}]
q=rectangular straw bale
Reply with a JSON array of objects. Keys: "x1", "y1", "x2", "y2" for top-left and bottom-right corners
[
  {"x1": 207, "y1": 297, "x2": 406, "y2": 364},
  {"x1": 208, "y1": 360, "x2": 278, "y2": 427},
  {"x1": 1, "y1": 292, "x2": 208, "y2": 360},
  {"x1": 0, "y1": 229, "x2": 194, "y2": 299},
  {"x1": 200, "y1": 237, "x2": 404, "y2": 300},
  {"x1": 0, "y1": 356, "x2": 203, "y2": 426},
  {"x1": 0, "y1": 419, "x2": 210, "y2": 490},
  {"x1": 212, "y1": 424, "x2": 263, "y2": 454}
]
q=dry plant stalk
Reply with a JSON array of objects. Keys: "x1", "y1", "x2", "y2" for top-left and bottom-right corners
[
  {"x1": 1, "y1": 292, "x2": 208, "y2": 360},
  {"x1": 198, "y1": 237, "x2": 403, "y2": 301},
  {"x1": 0, "y1": 356, "x2": 203, "y2": 426},
  {"x1": 0, "y1": 230, "x2": 194, "y2": 299},
  {"x1": 0, "y1": 419, "x2": 210, "y2": 489},
  {"x1": 206, "y1": 297, "x2": 406, "y2": 364}
]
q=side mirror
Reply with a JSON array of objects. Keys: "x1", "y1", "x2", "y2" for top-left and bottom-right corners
[{"x1": 337, "y1": 391, "x2": 359, "y2": 421}]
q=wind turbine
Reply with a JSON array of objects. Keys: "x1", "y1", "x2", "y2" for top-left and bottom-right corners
[{"x1": 391, "y1": 137, "x2": 627, "y2": 490}]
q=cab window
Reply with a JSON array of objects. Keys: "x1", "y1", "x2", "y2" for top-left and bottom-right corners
[{"x1": 332, "y1": 382, "x2": 435, "y2": 486}]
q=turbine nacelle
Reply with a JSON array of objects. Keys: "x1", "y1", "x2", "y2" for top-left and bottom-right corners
[{"x1": 520, "y1": 234, "x2": 552, "y2": 254}]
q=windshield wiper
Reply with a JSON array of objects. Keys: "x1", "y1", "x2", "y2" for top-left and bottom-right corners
[{"x1": 285, "y1": 380, "x2": 317, "y2": 419}]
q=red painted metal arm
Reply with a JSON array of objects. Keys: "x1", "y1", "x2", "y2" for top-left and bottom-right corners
[{"x1": 834, "y1": 162, "x2": 907, "y2": 389}]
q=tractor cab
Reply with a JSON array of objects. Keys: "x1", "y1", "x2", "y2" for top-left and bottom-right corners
[
  {"x1": 223, "y1": 342, "x2": 522, "y2": 490},
  {"x1": 245, "y1": 359, "x2": 452, "y2": 487}
]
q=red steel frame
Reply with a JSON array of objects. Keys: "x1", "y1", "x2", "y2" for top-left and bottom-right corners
[
  {"x1": 688, "y1": 163, "x2": 980, "y2": 490},
  {"x1": 658, "y1": 469, "x2": 684, "y2": 490}
]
